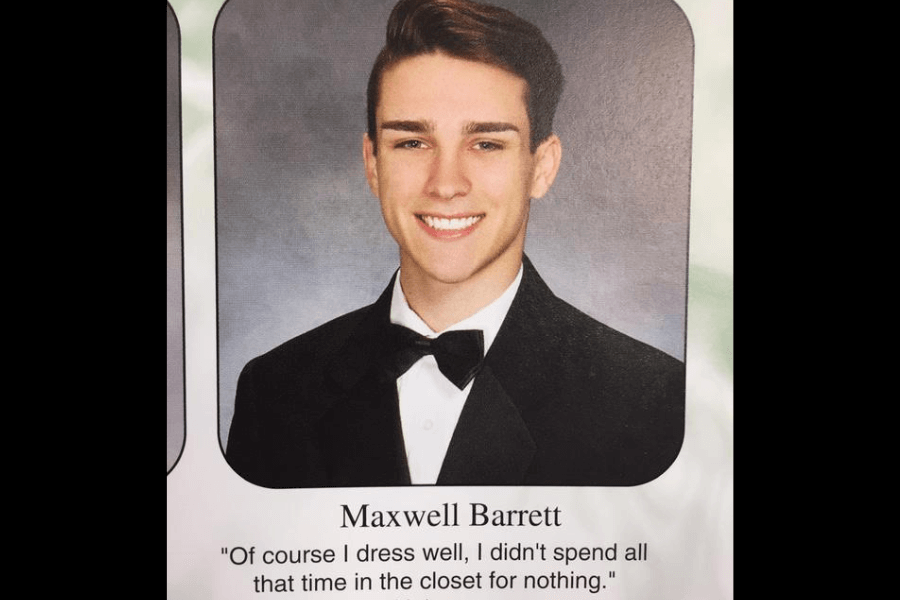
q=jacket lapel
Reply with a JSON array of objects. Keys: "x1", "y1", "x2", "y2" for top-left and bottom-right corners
[
  {"x1": 317, "y1": 372, "x2": 411, "y2": 486},
  {"x1": 436, "y1": 364, "x2": 536, "y2": 485},
  {"x1": 319, "y1": 274, "x2": 411, "y2": 486},
  {"x1": 437, "y1": 256, "x2": 557, "y2": 485}
]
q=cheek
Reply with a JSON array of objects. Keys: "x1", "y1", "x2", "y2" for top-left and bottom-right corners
[
  {"x1": 475, "y1": 161, "x2": 510, "y2": 193},
  {"x1": 379, "y1": 161, "x2": 424, "y2": 204},
  {"x1": 479, "y1": 159, "x2": 533, "y2": 206}
]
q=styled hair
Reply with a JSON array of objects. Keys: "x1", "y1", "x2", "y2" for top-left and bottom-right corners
[{"x1": 366, "y1": 0, "x2": 564, "y2": 153}]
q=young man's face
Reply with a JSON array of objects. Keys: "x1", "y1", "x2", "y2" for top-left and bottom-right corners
[{"x1": 364, "y1": 52, "x2": 560, "y2": 293}]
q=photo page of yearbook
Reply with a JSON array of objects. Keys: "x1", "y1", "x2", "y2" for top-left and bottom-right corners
[{"x1": 167, "y1": 1, "x2": 733, "y2": 598}]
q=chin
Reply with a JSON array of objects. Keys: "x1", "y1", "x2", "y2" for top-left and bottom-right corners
[
  {"x1": 421, "y1": 262, "x2": 481, "y2": 286},
  {"x1": 402, "y1": 243, "x2": 523, "y2": 289},
  {"x1": 417, "y1": 251, "x2": 509, "y2": 288}
]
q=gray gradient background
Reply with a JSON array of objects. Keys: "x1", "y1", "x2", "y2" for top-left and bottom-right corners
[
  {"x1": 215, "y1": 0, "x2": 694, "y2": 446},
  {"x1": 167, "y1": 3, "x2": 186, "y2": 473}
]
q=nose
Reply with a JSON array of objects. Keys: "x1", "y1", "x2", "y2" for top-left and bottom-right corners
[{"x1": 425, "y1": 149, "x2": 471, "y2": 200}]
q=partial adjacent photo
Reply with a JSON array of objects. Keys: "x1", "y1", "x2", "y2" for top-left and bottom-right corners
[{"x1": 167, "y1": 2, "x2": 186, "y2": 474}]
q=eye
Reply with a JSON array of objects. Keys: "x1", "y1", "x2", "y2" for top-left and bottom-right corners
[
  {"x1": 395, "y1": 139, "x2": 427, "y2": 150},
  {"x1": 474, "y1": 141, "x2": 504, "y2": 151}
]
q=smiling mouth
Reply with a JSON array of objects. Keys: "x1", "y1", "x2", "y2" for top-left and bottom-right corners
[{"x1": 416, "y1": 214, "x2": 485, "y2": 231}]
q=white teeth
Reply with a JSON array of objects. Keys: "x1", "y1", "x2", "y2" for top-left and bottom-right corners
[{"x1": 420, "y1": 215, "x2": 483, "y2": 230}]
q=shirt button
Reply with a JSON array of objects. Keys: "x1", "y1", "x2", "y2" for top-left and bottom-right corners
[{"x1": 423, "y1": 420, "x2": 434, "y2": 430}]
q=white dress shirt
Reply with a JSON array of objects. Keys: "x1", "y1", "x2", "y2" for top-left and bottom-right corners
[{"x1": 389, "y1": 266, "x2": 524, "y2": 484}]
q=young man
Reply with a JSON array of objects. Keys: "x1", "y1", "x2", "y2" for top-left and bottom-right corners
[{"x1": 225, "y1": 0, "x2": 684, "y2": 488}]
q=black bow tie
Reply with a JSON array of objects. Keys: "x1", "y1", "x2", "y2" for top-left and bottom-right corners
[{"x1": 385, "y1": 324, "x2": 484, "y2": 390}]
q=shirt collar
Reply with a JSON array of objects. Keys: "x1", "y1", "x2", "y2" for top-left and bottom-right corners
[{"x1": 389, "y1": 265, "x2": 524, "y2": 355}]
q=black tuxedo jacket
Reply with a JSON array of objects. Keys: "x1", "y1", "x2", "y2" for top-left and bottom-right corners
[{"x1": 226, "y1": 257, "x2": 684, "y2": 487}]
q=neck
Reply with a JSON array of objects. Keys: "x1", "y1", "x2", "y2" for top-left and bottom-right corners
[{"x1": 399, "y1": 254, "x2": 523, "y2": 333}]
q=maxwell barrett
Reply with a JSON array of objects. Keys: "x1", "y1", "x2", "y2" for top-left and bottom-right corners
[
  {"x1": 340, "y1": 502, "x2": 562, "y2": 528},
  {"x1": 225, "y1": 0, "x2": 685, "y2": 488}
]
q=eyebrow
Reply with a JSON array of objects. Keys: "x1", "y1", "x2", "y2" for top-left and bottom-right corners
[
  {"x1": 380, "y1": 120, "x2": 434, "y2": 134},
  {"x1": 463, "y1": 121, "x2": 520, "y2": 135},
  {"x1": 379, "y1": 120, "x2": 520, "y2": 135}
]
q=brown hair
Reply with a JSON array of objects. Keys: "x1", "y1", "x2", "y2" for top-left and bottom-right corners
[{"x1": 367, "y1": 0, "x2": 564, "y2": 153}]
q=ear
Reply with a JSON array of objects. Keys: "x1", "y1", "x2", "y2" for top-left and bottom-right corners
[
  {"x1": 362, "y1": 133, "x2": 379, "y2": 198},
  {"x1": 529, "y1": 134, "x2": 562, "y2": 199}
]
